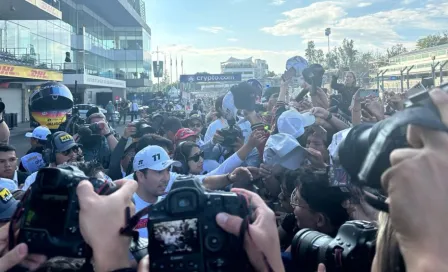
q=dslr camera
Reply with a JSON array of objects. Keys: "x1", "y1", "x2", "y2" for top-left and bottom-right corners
[
  {"x1": 218, "y1": 123, "x2": 243, "y2": 148},
  {"x1": 132, "y1": 120, "x2": 156, "y2": 138},
  {"x1": 147, "y1": 176, "x2": 250, "y2": 272},
  {"x1": 338, "y1": 82, "x2": 448, "y2": 191},
  {"x1": 16, "y1": 166, "x2": 117, "y2": 258},
  {"x1": 291, "y1": 220, "x2": 377, "y2": 272}
]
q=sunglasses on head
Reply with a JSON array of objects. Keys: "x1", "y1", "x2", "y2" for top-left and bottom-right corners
[
  {"x1": 61, "y1": 146, "x2": 79, "y2": 156},
  {"x1": 188, "y1": 151, "x2": 204, "y2": 162}
]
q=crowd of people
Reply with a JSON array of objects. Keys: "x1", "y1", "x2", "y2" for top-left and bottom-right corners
[{"x1": 0, "y1": 61, "x2": 445, "y2": 272}]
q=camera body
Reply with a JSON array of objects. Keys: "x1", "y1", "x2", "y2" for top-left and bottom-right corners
[
  {"x1": 219, "y1": 124, "x2": 243, "y2": 148},
  {"x1": 17, "y1": 166, "x2": 116, "y2": 258},
  {"x1": 147, "y1": 176, "x2": 250, "y2": 272},
  {"x1": 291, "y1": 220, "x2": 377, "y2": 272},
  {"x1": 87, "y1": 123, "x2": 101, "y2": 135},
  {"x1": 132, "y1": 121, "x2": 156, "y2": 138}
]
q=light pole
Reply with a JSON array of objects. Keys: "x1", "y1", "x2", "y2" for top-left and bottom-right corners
[
  {"x1": 325, "y1": 28, "x2": 331, "y2": 66},
  {"x1": 431, "y1": 56, "x2": 440, "y2": 87},
  {"x1": 440, "y1": 61, "x2": 448, "y2": 84},
  {"x1": 406, "y1": 65, "x2": 414, "y2": 90},
  {"x1": 152, "y1": 47, "x2": 166, "y2": 93},
  {"x1": 400, "y1": 66, "x2": 407, "y2": 93}
]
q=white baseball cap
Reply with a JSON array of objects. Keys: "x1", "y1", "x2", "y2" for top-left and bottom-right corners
[
  {"x1": 133, "y1": 146, "x2": 181, "y2": 172},
  {"x1": 277, "y1": 110, "x2": 315, "y2": 138},
  {"x1": 25, "y1": 126, "x2": 51, "y2": 141},
  {"x1": 222, "y1": 91, "x2": 238, "y2": 120},
  {"x1": 263, "y1": 133, "x2": 308, "y2": 170},
  {"x1": 0, "y1": 178, "x2": 18, "y2": 192},
  {"x1": 328, "y1": 128, "x2": 352, "y2": 165}
]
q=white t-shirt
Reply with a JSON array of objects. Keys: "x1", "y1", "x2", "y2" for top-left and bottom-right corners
[
  {"x1": 204, "y1": 119, "x2": 228, "y2": 143},
  {"x1": 21, "y1": 172, "x2": 37, "y2": 191}
]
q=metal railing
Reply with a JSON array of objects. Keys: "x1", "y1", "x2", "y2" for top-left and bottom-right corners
[
  {"x1": 0, "y1": 48, "x2": 60, "y2": 71},
  {"x1": 51, "y1": 62, "x2": 150, "y2": 80}
]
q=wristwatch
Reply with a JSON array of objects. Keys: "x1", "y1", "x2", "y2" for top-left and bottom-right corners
[
  {"x1": 104, "y1": 132, "x2": 113, "y2": 138},
  {"x1": 326, "y1": 112, "x2": 333, "y2": 121}
]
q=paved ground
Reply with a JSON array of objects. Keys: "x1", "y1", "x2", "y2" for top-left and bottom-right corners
[{"x1": 9, "y1": 120, "x2": 127, "y2": 158}]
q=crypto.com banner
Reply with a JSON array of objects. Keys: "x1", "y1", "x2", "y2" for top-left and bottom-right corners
[{"x1": 180, "y1": 73, "x2": 242, "y2": 83}]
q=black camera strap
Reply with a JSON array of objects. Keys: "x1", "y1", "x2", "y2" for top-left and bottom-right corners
[{"x1": 120, "y1": 206, "x2": 153, "y2": 241}]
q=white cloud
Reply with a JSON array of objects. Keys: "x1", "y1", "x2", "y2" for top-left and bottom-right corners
[
  {"x1": 401, "y1": 0, "x2": 416, "y2": 4},
  {"x1": 357, "y1": 2, "x2": 372, "y2": 7},
  {"x1": 271, "y1": 0, "x2": 286, "y2": 5},
  {"x1": 261, "y1": 2, "x2": 347, "y2": 37},
  {"x1": 261, "y1": 1, "x2": 448, "y2": 51},
  {"x1": 228, "y1": 38, "x2": 239, "y2": 42},
  {"x1": 198, "y1": 26, "x2": 226, "y2": 34}
]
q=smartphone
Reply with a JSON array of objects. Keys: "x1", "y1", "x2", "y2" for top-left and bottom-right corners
[
  {"x1": 359, "y1": 89, "x2": 379, "y2": 98},
  {"x1": 281, "y1": 66, "x2": 296, "y2": 82}
]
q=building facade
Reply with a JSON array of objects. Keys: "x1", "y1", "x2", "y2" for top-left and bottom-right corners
[
  {"x1": 0, "y1": 0, "x2": 152, "y2": 123},
  {"x1": 59, "y1": 0, "x2": 152, "y2": 105},
  {"x1": 0, "y1": 0, "x2": 65, "y2": 122},
  {"x1": 376, "y1": 44, "x2": 448, "y2": 92},
  {"x1": 221, "y1": 57, "x2": 268, "y2": 81}
]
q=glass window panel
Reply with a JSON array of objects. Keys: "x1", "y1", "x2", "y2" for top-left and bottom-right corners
[
  {"x1": 54, "y1": 25, "x2": 62, "y2": 44},
  {"x1": 18, "y1": 25, "x2": 30, "y2": 56},
  {"x1": 37, "y1": 35, "x2": 47, "y2": 66},
  {"x1": 6, "y1": 21, "x2": 18, "y2": 51},
  {"x1": 125, "y1": 60, "x2": 137, "y2": 79}
]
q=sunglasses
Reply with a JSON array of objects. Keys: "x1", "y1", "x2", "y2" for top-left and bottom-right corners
[
  {"x1": 188, "y1": 151, "x2": 204, "y2": 162},
  {"x1": 190, "y1": 123, "x2": 202, "y2": 128},
  {"x1": 61, "y1": 146, "x2": 80, "y2": 156}
]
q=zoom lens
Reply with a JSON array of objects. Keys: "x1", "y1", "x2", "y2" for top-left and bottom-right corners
[{"x1": 291, "y1": 229, "x2": 333, "y2": 272}]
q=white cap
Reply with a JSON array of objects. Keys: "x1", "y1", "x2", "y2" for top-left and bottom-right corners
[
  {"x1": 222, "y1": 91, "x2": 238, "y2": 120},
  {"x1": 133, "y1": 146, "x2": 181, "y2": 172},
  {"x1": 25, "y1": 126, "x2": 51, "y2": 141},
  {"x1": 277, "y1": 110, "x2": 315, "y2": 138},
  {"x1": 263, "y1": 133, "x2": 307, "y2": 170},
  {"x1": 327, "y1": 128, "x2": 352, "y2": 165},
  {"x1": 0, "y1": 178, "x2": 18, "y2": 192}
]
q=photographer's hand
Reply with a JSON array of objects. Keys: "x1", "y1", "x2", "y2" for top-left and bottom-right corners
[
  {"x1": 382, "y1": 89, "x2": 448, "y2": 272},
  {"x1": 228, "y1": 167, "x2": 261, "y2": 184},
  {"x1": 216, "y1": 189, "x2": 285, "y2": 272},
  {"x1": 310, "y1": 107, "x2": 330, "y2": 120},
  {"x1": 123, "y1": 123, "x2": 137, "y2": 139},
  {"x1": 0, "y1": 224, "x2": 47, "y2": 271},
  {"x1": 77, "y1": 179, "x2": 137, "y2": 272},
  {"x1": 212, "y1": 130, "x2": 224, "y2": 145},
  {"x1": 97, "y1": 121, "x2": 111, "y2": 136},
  {"x1": 306, "y1": 148, "x2": 326, "y2": 169},
  {"x1": 364, "y1": 99, "x2": 384, "y2": 121}
]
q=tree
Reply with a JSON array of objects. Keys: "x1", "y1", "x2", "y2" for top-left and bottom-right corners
[
  {"x1": 337, "y1": 39, "x2": 358, "y2": 70},
  {"x1": 266, "y1": 71, "x2": 276, "y2": 77},
  {"x1": 305, "y1": 41, "x2": 326, "y2": 65},
  {"x1": 386, "y1": 44, "x2": 408, "y2": 58},
  {"x1": 315, "y1": 49, "x2": 325, "y2": 65},
  {"x1": 416, "y1": 32, "x2": 448, "y2": 49},
  {"x1": 305, "y1": 41, "x2": 317, "y2": 63},
  {"x1": 326, "y1": 51, "x2": 338, "y2": 69}
]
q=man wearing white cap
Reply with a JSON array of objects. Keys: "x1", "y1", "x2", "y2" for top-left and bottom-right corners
[
  {"x1": 19, "y1": 126, "x2": 51, "y2": 174},
  {"x1": 24, "y1": 126, "x2": 51, "y2": 153},
  {"x1": 131, "y1": 145, "x2": 259, "y2": 238}
]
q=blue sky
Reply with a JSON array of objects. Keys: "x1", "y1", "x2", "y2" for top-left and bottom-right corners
[{"x1": 145, "y1": 0, "x2": 447, "y2": 77}]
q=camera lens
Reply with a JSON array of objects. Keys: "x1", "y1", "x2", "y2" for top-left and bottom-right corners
[{"x1": 291, "y1": 229, "x2": 333, "y2": 272}]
